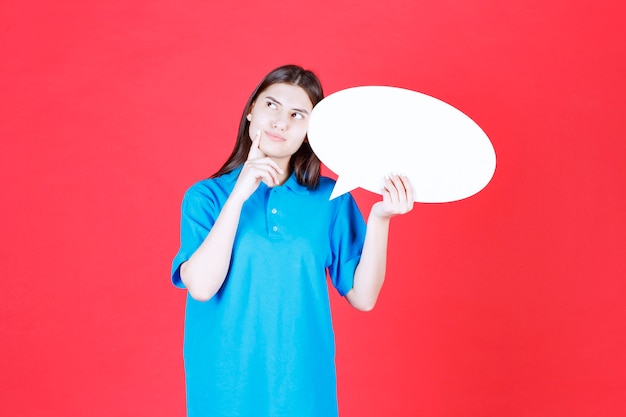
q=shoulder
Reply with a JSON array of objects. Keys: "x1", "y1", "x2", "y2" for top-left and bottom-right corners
[
  {"x1": 308, "y1": 176, "x2": 361, "y2": 211},
  {"x1": 308, "y1": 175, "x2": 336, "y2": 198},
  {"x1": 183, "y1": 178, "x2": 219, "y2": 200},
  {"x1": 182, "y1": 168, "x2": 240, "y2": 206},
  {"x1": 187, "y1": 168, "x2": 240, "y2": 195}
]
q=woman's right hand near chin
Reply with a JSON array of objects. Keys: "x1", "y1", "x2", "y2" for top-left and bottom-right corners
[{"x1": 229, "y1": 129, "x2": 284, "y2": 204}]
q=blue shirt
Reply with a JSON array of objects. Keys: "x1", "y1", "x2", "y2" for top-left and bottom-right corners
[{"x1": 172, "y1": 166, "x2": 366, "y2": 417}]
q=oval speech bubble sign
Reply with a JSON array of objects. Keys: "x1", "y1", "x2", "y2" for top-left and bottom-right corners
[{"x1": 307, "y1": 86, "x2": 496, "y2": 203}]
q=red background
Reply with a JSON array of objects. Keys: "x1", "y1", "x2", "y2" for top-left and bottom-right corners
[{"x1": 1, "y1": 1, "x2": 625, "y2": 416}]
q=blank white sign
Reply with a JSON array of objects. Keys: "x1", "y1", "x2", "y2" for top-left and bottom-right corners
[{"x1": 307, "y1": 86, "x2": 496, "y2": 203}]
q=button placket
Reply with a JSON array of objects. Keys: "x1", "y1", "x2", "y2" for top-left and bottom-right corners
[
  {"x1": 270, "y1": 207, "x2": 279, "y2": 233},
  {"x1": 267, "y1": 190, "x2": 281, "y2": 237}
]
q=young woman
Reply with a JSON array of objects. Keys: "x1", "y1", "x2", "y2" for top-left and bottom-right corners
[{"x1": 172, "y1": 64, "x2": 413, "y2": 417}]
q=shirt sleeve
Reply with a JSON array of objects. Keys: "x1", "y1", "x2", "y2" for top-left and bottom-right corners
[
  {"x1": 171, "y1": 183, "x2": 219, "y2": 288},
  {"x1": 327, "y1": 193, "x2": 367, "y2": 296}
]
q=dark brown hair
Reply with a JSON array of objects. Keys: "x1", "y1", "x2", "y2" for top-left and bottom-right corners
[{"x1": 211, "y1": 64, "x2": 324, "y2": 188}]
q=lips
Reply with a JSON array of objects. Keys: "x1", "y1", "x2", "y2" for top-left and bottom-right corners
[{"x1": 264, "y1": 131, "x2": 286, "y2": 142}]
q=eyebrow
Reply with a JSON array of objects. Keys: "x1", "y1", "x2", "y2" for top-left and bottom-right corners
[{"x1": 265, "y1": 95, "x2": 310, "y2": 115}]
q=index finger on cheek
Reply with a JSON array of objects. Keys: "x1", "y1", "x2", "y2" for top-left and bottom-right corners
[{"x1": 248, "y1": 129, "x2": 262, "y2": 159}]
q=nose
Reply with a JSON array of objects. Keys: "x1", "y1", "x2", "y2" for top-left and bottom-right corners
[{"x1": 272, "y1": 117, "x2": 287, "y2": 131}]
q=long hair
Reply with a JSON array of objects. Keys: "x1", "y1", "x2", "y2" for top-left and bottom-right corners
[{"x1": 211, "y1": 65, "x2": 324, "y2": 189}]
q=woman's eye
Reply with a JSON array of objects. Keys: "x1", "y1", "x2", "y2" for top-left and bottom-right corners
[
  {"x1": 292, "y1": 112, "x2": 304, "y2": 120},
  {"x1": 267, "y1": 102, "x2": 277, "y2": 109}
]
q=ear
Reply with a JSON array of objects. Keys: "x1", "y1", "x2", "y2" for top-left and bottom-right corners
[{"x1": 246, "y1": 101, "x2": 256, "y2": 122}]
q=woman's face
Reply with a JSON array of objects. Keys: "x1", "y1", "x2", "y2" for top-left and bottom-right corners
[{"x1": 247, "y1": 83, "x2": 313, "y2": 163}]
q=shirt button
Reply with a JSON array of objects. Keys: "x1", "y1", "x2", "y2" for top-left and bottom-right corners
[
  {"x1": 271, "y1": 208, "x2": 277, "y2": 214},
  {"x1": 272, "y1": 226, "x2": 278, "y2": 232}
]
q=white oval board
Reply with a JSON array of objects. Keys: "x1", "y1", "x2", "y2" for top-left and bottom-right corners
[{"x1": 307, "y1": 86, "x2": 496, "y2": 203}]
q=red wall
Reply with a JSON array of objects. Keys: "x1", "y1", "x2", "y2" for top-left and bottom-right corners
[{"x1": 1, "y1": 1, "x2": 625, "y2": 416}]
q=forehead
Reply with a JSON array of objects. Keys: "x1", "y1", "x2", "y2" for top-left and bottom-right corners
[{"x1": 258, "y1": 83, "x2": 313, "y2": 111}]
